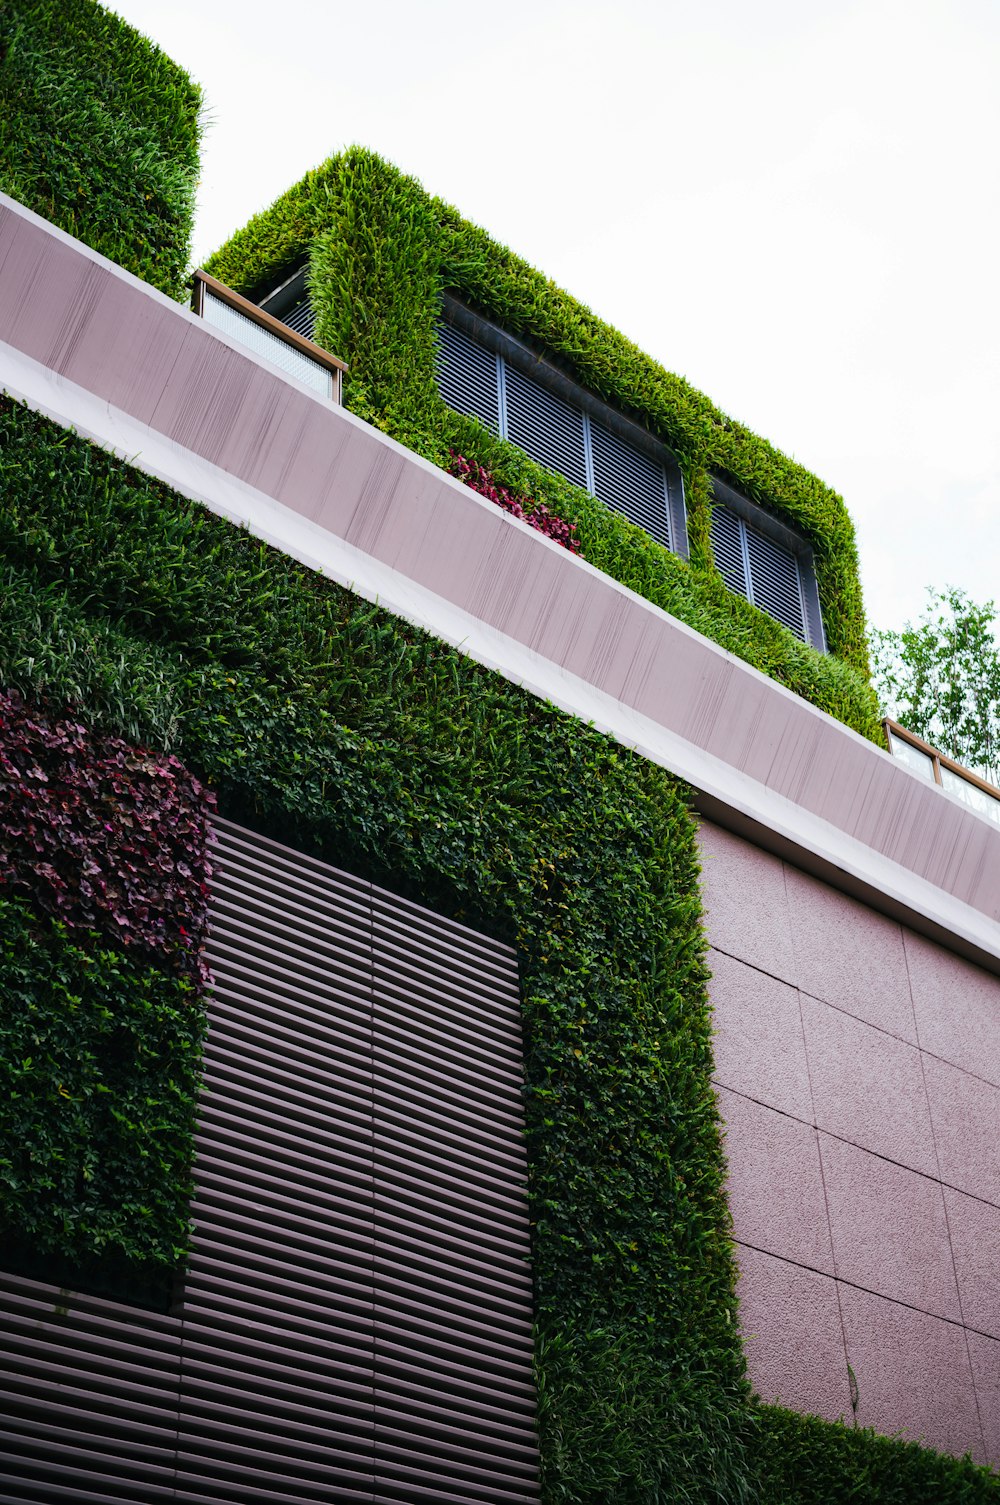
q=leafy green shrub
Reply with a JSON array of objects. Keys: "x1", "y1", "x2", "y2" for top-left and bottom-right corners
[
  {"x1": 0, "y1": 893, "x2": 204, "y2": 1304},
  {"x1": 0, "y1": 0, "x2": 202, "y2": 300},
  {"x1": 750, "y1": 1404, "x2": 998, "y2": 1504}
]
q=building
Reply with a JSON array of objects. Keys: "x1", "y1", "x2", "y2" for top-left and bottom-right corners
[{"x1": 0, "y1": 5, "x2": 998, "y2": 1500}]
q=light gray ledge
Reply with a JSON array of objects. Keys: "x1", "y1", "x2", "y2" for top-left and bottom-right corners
[{"x1": 1, "y1": 192, "x2": 998, "y2": 972}]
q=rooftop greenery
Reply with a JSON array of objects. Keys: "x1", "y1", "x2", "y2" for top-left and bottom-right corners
[
  {"x1": 206, "y1": 147, "x2": 880, "y2": 742},
  {"x1": 0, "y1": 0, "x2": 202, "y2": 301}
]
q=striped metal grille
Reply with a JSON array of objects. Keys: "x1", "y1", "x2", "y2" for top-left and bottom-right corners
[
  {"x1": 281, "y1": 297, "x2": 317, "y2": 341},
  {"x1": 709, "y1": 503, "x2": 749, "y2": 597},
  {"x1": 0, "y1": 819, "x2": 540, "y2": 1502},
  {"x1": 0, "y1": 1274, "x2": 183, "y2": 1502},
  {"x1": 503, "y1": 364, "x2": 588, "y2": 491},
  {"x1": 711, "y1": 503, "x2": 807, "y2": 641},
  {"x1": 745, "y1": 527, "x2": 806, "y2": 641},
  {"x1": 435, "y1": 321, "x2": 501, "y2": 434},
  {"x1": 370, "y1": 885, "x2": 539, "y2": 1501},
  {"x1": 435, "y1": 316, "x2": 678, "y2": 551},
  {"x1": 590, "y1": 418, "x2": 672, "y2": 550}
]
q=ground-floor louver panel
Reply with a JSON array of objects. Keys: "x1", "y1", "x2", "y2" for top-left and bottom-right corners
[{"x1": 0, "y1": 818, "x2": 540, "y2": 1502}]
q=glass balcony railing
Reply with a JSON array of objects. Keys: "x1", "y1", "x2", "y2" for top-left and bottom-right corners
[
  {"x1": 192, "y1": 270, "x2": 346, "y2": 403},
  {"x1": 884, "y1": 719, "x2": 1000, "y2": 830}
]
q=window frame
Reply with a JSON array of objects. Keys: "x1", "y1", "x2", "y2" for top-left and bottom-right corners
[
  {"x1": 709, "y1": 475, "x2": 827, "y2": 651},
  {"x1": 439, "y1": 295, "x2": 689, "y2": 560}
]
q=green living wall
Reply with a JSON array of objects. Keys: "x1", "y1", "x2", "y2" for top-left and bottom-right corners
[
  {"x1": 0, "y1": 0, "x2": 202, "y2": 300},
  {"x1": 205, "y1": 148, "x2": 880, "y2": 742},
  {"x1": 1, "y1": 394, "x2": 994, "y2": 1502}
]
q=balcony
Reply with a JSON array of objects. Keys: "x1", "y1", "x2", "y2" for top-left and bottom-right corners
[{"x1": 885, "y1": 719, "x2": 1000, "y2": 829}]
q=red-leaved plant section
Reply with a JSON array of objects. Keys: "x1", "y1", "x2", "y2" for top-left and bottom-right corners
[
  {"x1": 0, "y1": 689, "x2": 215, "y2": 988},
  {"x1": 448, "y1": 452, "x2": 581, "y2": 554}
]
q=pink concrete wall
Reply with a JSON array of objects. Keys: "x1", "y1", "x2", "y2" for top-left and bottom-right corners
[{"x1": 701, "y1": 820, "x2": 1000, "y2": 1464}]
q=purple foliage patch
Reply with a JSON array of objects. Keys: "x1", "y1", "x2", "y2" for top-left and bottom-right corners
[
  {"x1": 0, "y1": 689, "x2": 215, "y2": 988},
  {"x1": 448, "y1": 452, "x2": 582, "y2": 554}
]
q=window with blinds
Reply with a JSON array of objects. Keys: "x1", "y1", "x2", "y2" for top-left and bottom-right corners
[
  {"x1": 435, "y1": 306, "x2": 687, "y2": 557},
  {"x1": 709, "y1": 478, "x2": 826, "y2": 649},
  {"x1": 257, "y1": 264, "x2": 317, "y2": 341}
]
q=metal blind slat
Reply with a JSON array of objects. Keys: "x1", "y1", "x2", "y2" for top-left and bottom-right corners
[
  {"x1": 590, "y1": 419, "x2": 672, "y2": 550},
  {"x1": 434, "y1": 322, "x2": 501, "y2": 433},
  {"x1": 281, "y1": 297, "x2": 316, "y2": 340},
  {"x1": 745, "y1": 526, "x2": 807, "y2": 640},
  {"x1": 710, "y1": 503, "x2": 749, "y2": 596},
  {"x1": 502, "y1": 363, "x2": 588, "y2": 489}
]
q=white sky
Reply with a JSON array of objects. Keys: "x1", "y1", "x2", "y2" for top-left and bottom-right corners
[{"x1": 111, "y1": 0, "x2": 999, "y2": 632}]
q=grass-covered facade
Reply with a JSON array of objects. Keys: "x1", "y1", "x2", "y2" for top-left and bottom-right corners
[
  {"x1": 206, "y1": 148, "x2": 880, "y2": 743},
  {"x1": 0, "y1": 0, "x2": 202, "y2": 301},
  {"x1": 0, "y1": 4, "x2": 995, "y2": 1495}
]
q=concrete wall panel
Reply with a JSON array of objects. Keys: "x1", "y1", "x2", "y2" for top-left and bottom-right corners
[
  {"x1": 798, "y1": 997, "x2": 937, "y2": 1177},
  {"x1": 784, "y1": 865, "x2": 917, "y2": 1042},
  {"x1": 699, "y1": 823, "x2": 796, "y2": 984},
  {"x1": 718, "y1": 1089, "x2": 834, "y2": 1273},
  {"x1": 924, "y1": 1057, "x2": 1000, "y2": 1208},
  {"x1": 736, "y1": 1246, "x2": 851, "y2": 1423},
  {"x1": 709, "y1": 952, "x2": 813, "y2": 1120},
  {"x1": 968, "y1": 1333, "x2": 1000, "y2": 1464},
  {"x1": 944, "y1": 1188, "x2": 1000, "y2": 1340},
  {"x1": 839, "y1": 1286, "x2": 983, "y2": 1461},
  {"x1": 906, "y1": 930, "x2": 1000, "y2": 1087},
  {"x1": 819, "y1": 1136, "x2": 959, "y2": 1320},
  {"x1": 703, "y1": 818, "x2": 1000, "y2": 1464}
]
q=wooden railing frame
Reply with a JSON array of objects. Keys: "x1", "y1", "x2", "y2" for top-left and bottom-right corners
[
  {"x1": 192, "y1": 269, "x2": 346, "y2": 404},
  {"x1": 883, "y1": 717, "x2": 1000, "y2": 805}
]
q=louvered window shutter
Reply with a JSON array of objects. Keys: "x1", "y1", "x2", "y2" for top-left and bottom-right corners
[
  {"x1": 710, "y1": 503, "x2": 749, "y2": 597},
  {"x1": 433, "y1": 309, "x2": 687, "y2": 557},
  {"x1": 744, "y1": 527, "x2": 807, "y2": 640},
  {"x1": 590, "y1": 419, "x2": 672, "y2": 551},
  {"x1": 711, "y1": 501, "x2": 810, "y2": 643},
  {"x1": 503, "y1": 364, "x2": 588, "y2": 490},
  {"x1": 435, "y1": 321, "x2": 502, "y2": 434},
  {"x1": 281, "y1": 296, "x2": 317, "y2": 341}
]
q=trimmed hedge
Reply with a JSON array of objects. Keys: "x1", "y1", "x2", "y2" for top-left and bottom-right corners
[
  {"x1": 0, "y1": 893, "x2": 204, "y2": 1305},
  {"x1": 1, "y1": 393, "x2": 994, "y2": 1500},
  {"x1": 0, "y1": 685, "x2": 213, "y2": 1301},
  {"x1": 205, "y1": 148, "x2": 880, "y2": 741},
  {"x1": 752, "y1": 1406, "x2": 997, "y2": 1504},
  {"x1": 0, "y1": 0, "x2": 202, "y2": 300}
]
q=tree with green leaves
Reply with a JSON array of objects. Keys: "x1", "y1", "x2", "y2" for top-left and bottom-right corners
[{"x1": 870, "y1": 587, "x2": 1000, "y2": 784}]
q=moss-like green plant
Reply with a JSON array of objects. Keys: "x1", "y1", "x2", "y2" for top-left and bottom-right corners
[
  {"x1": 1, "y1": 393, "x2": 990, "y2": 1500},
  {"x1": 0, "y1": 0, "x2": 202, "y2": 300},
  {"x1": 206, "y1": 148, "x2": 879, "y2": 740},
  {"x1": 0, "y1": 894, "x2": 205, "y2": 1305}
]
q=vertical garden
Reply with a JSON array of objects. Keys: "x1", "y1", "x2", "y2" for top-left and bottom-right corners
[{"x1": 0, "y1": 3, "x2": 995, "y2": 1498}]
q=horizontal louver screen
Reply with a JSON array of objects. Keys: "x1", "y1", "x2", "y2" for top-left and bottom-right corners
[
  {"x1": 282, "y1": 296, "x2": 317, "y2": 341},
  {"x1": 179, "y1": 820, "x2": 377, "y2": 1503},
  {"x1": 0, "y1": 820, "x2": 539, "y2": 1502},
  {"x1": 0, "y1": 1272, "x2": 184, "y2": 1502},
  {"x1": 503, "y1": 364, "x2": 588, "y2": 491},
  {"x1": 591, "y1": 419, "x2": 671, "y2": 550},
  {"x1": 434, "y1": 315, "x2": 684, "y2": 555},
  {"x1": 710, "y1": 503, "x2": 748, "y2": 596},
  {"x1": 745, "y1": 527, "x2": 806, "y2": 640},
  {"x1": 371, "y1": 885, "x2": 539, "y2": 1502},
  {"x1": 435, "y1": 322, "x2": 501, "y2": 433},
  {"x1": 711, "y1": 502, "x2": 808, "y2": 641}
]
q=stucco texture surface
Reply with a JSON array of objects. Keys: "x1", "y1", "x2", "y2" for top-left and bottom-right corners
[{"x1": 702, "y1": 820, "x2": 1000, "y2": 1465}]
